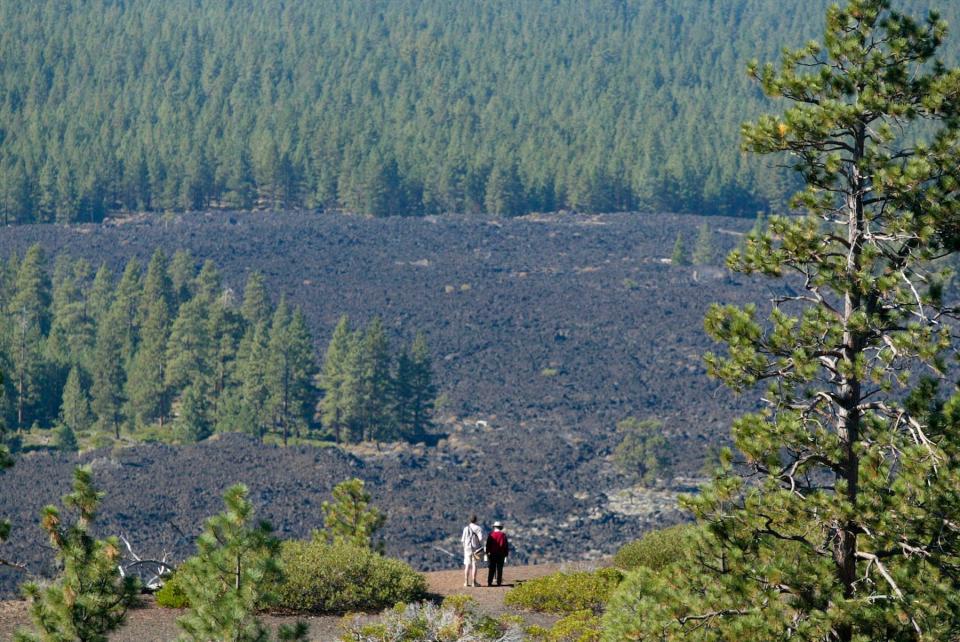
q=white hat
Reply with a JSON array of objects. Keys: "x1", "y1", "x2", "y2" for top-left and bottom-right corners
[{"x1": 493, "y1": 521, "x2": 503, "y2": 528}]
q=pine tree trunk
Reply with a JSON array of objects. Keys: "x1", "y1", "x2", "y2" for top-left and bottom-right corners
[{"x1": 835, "y1": 123, "x2": 867, "y2": 642}]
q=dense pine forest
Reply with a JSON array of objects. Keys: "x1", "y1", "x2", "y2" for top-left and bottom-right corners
[
  {"x1": 0, "y1": 0, "x2": 957, "y2": 223},
  {"x1": 0, "y1": 245, "x2": 437, "y2": 449}
]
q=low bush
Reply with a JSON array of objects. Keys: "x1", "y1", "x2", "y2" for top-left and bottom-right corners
[
  {"x1": 340, "y1": 595, "x2": 518, "y2": 642},
  {"x1": 504, "y1": 568, "x2": 623, "y2": 615},
  {"x1": 275, "y1": 539, "x2": 426, "y2": 614},
  {"x1": 612, "y1": 523, "x2": 697, "y2": 572},
  {"x1": 154, "y1": 570, "x2": 190, "y2": 608}
]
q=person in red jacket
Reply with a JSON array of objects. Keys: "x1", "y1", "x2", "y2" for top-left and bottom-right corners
[{"x1": 485, "y1": 520, "x2": 510, "y2": 587}]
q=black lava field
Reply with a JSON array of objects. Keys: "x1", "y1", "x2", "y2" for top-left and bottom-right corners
[{"x1": 0, "y1": 211, "x2": 767, "y2": 595}]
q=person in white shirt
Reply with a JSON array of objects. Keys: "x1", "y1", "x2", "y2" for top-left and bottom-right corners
[{"x1": 460, "y1": 514, "x2": 485, "y2": 587}]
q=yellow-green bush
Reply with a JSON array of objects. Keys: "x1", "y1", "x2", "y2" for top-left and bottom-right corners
[
  {"x1": 526, "y1": 610, "x2": 601, "y2": 642},
  {"x1": 612, "y1": 523, "x2": 697, "y2": 572},
  {"x1": 154, "y1": 570, "x2": 190, "y2": 608},
  {"x1": 275, "y1": 539, "x2": 426, "y2": 613},
  {"x1": 504, "y1": 568, "x2": 623, "y2": 615}
]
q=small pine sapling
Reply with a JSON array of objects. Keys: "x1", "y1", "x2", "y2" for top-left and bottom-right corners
[
  {"x1": 16, "y1": 466, "x2": 139, "y2": 642},
  {"x1": 175, "y1": 484, "x2": 307, "y2": 642},
  {"x1": 320, "y1": 478, "x2": 386, "y2": 550}
]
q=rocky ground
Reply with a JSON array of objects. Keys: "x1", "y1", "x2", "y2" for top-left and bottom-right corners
[{"x1": 0, "y1": 211, "x2": 771, "y2": 596}]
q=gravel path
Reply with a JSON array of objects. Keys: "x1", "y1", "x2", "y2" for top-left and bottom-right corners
[{"x1": 0, "y1": 564, "x2": 564, "y2": 641}]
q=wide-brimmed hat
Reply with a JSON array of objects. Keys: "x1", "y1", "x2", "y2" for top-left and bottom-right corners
[{"x1": 493, "y1": 521, "x2": 503, "y2": 528}]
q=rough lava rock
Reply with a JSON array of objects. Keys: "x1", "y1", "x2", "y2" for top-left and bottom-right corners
[{"x1": 0, "y1": 211, "x2": 770, "y2": 596}]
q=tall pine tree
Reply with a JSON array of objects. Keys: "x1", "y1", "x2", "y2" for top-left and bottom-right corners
[
  {"x1": 90, "y1": 300, "x2": 127, "y2": 438},
  {"x1": 265, "y1": 300, "x2": 316, "y2": 445},
  {"x1": 126, "y1": 297, "x2": 171, "y2": 429},
  {"x1": 9, "y1": 245, "x2": 50, "y2": 431},
  {"x1": 319, "y1": 316, "x2": 353, "y2": 443},
  {"x1": 59, "y1": 366, "x2": 93, "y2": 436},
  {"x1": 603, "y1": 3, "x2": 960, "y2": 640}
]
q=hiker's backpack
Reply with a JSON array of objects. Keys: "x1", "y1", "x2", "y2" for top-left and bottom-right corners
[{"x1": 470, "y1": 528, "x2": 482, "y2": 552}]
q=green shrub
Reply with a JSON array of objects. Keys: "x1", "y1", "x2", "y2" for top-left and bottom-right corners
[
  {"x1": 155, "y1": 571, "x2": 190, "y2": 608},
  {"x1": 504, "y1": 568, "x2": 623, "y2": 615},
  {"x1": 612, "y1": 417, "x2": 667, "y2": 484},
  {"x1": 275, "y1": 539, "x2": 426, "y2": 613},
  {"x1": 53, "y1": 424, "x2": 78, "y2": 452},
  {"x1": 612, "y1": 523, "x2": 698, "y2": 572}
]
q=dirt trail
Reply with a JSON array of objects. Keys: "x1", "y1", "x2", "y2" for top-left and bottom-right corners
[{"x1": 0, "y1": 564, "x2": 563, "y2": 641}]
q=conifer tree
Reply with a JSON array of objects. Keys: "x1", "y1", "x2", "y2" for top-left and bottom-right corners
[
  {"x1": 0, "y1": 253, "x2": 15, "y2": 316},
  {"x1": 392, "y1": 333, "x2": 438, "y2": 440},
  {"x1": 265, "y1": 300, "x2": 316, "y2": 444},
  {"x1": 407, "y1": 332, "x2": 437, "y2": 438},
  {"x1": 138, "y1": 249, "x2": 173, "y2": 328},
  {"x1": 690, "y1": 221, "x2": 714, "y2": 265},
  {"x1": 321, "y1": 478, "x2": 386, "y2": 550},
  {"x1": 604, "y1": 2, "x2": 960, "y2": 640},
  {"x1": 86, "y1": 264, "x2": 114, "y2": 327},
  {"x1": 484, "y1": 161, "x2": 522, "y2": 217},
  {"x1": 125, "y1": 297, "x2": 170, "y2": 429},
  {"x1": 285, "y1": 308, "x2": 317, "y2": 431},
  {"x1": 360, "y1": 153, "x2": 404, "y2": 217},
  {"x1": 194, "y1": 259, "x2": 222, "y2": 304},
  {"x1": 426, "y1": 158, "x2": 467, "y2": 213},
  {"x1": 60, "y1": 365, "x2": 93, "y2": 436},
  {"x1": 169, "y1": 249, "x2": 195, "y2": 307},
  {"x1": 15, "y1": 467, "x2": 138, "y2": 642},
  {"x1": 241, "y1": 271, "x2": 270, "y2": 327},
  {"x1": 165, "y1": 297, "x2": 212, "y2": 392},
  {"x1": 340, "y1": 330, "x2": 366, "y2": 443},
  {"x1": 46, "y1": 258, "x2": 94, "y2": 371},
  {"x1": 113, "y1": 259, "x2": 143, "y2": 359},
  {"x1": 670, "y1": 232, "x2": 688, "y2": 266},
  {"x1": 174, "y1": 381, "x2": 211, "y2": 443},
  {"x1": 265, "y1": 298, "x2": 292, "y2": 442},
  {"x1": 36, "y1": 162, "x2": 56, "y2": 223},
  {"x1": 9, "y1": 245, "x2": 50, "y2": 431},
  {"x1": 392, "y1": 347, "x2": 415, "y2": 439},
  {"x1": 176, "y1": 484, "x2": 307, "y2": 642},
  {"x1": 568, "y1": 166, "x2": 612, "y2": 213},
  {"x1": 319, "y1": 316, "x2": 354, "y2": 443},
  {"x1": 208, "y1": 302, "x2": 242, "y2": 418},
  {"x1": 355, "y1": 318, "x2": 393, "y2": 441},
  {"x1": 223, "y1": 147, "x2": 256, "y2": 210},
  {"x1": 234, "y1": 322, "x2": 272, "y2": 440},
  {"x1": 612, "y1": 417, "x2": 667, "y2": 485},
  {"x1": 0, "y1": 160, "x2": 31, "y2": 224},
  {"x1": 90, "y1": 301, "x2": 127, "y2": 439},
  {"x1": 53, "y1": 424, "x2": 78, "y2": 453}
]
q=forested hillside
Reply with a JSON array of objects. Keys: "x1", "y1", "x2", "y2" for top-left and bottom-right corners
[{"x1": 1, "y1": 0, "x2": 957, "y2": 222}]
